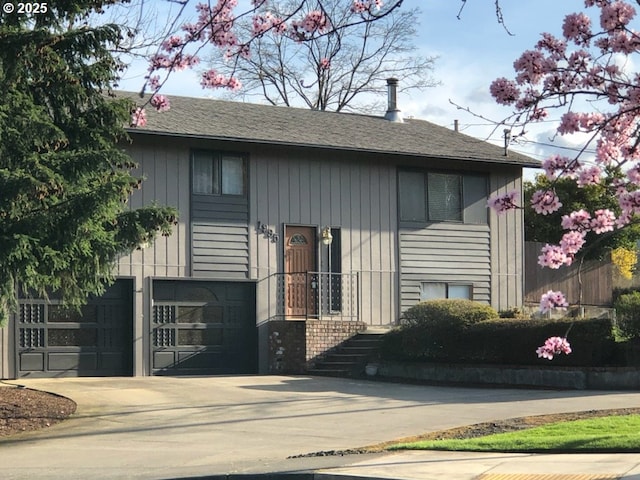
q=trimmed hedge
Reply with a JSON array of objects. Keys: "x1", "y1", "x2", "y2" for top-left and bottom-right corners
[
  {"x1": 614, "y1": 292, "x2": 640, "y2": 339},
  {"x1": 394, "y1": 300, "x2": 499, "y2": 361},
  {"x1": 401, "y1": 299, "x2": 499, "y2": 329},
  {"x1": 381, "y1": 316, "x2": 618, "y2": 367}
]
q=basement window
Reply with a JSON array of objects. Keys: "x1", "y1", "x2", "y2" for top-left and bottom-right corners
[{"x1": 420, "y1": 283, "x2": 472, "y2": 301}]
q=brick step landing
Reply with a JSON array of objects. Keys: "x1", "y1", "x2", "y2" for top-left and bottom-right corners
[{"x1": 307, "y1": 332, "x2": 385, "y2": 378}]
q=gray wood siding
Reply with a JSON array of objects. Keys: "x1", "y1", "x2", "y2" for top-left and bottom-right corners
[
  {"x1": 115, "y1": 137, "x2": 190, "y2": 375},
  {"x1": 399, "y1": 223, "x2": 491, "y2": 311},
  {"x1": 191, "y1": 195, "x2": 249, "y2": 279},
  {"x1": 116, "y1": 139, "x2": 190, "y2": 278},
  {"x1": 250, "y1": 148, "x2": 398, "y2": 327},
  {"x1": 490, "y1": 170, "x2": 524, "y2": 310}
]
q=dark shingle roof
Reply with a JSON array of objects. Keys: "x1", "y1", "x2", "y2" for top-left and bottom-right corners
[{"x1": 123, "y1": 92, "x2": 539, "y2": 167}]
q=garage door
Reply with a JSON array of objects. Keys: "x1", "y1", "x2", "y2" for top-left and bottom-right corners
[
  {"x1": 152, "y1": 280, "x2": 257, "y2": 375},
  {"x1": 17, "y1": 280, "x2": 133, "y2": 377}
]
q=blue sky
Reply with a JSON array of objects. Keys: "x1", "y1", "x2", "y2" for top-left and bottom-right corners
[{"x1": 119, "y1": 0, "x2": 590, "y2": 168}]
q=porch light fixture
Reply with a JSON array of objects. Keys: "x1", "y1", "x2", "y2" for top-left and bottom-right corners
[{"x1": 321, "y1": 226, "x2": 333, "y2": 245}]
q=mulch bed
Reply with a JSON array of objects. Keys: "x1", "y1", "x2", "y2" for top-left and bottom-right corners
[{"x1": 0, "y1": 385, "x2": 76, "y2": 437}]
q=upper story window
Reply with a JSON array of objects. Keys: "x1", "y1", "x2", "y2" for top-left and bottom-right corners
[
  {"x1": 398, "y1": 170, "x2": 488, "y2": 224},
  {"x1": 192, "y1": 151, "x2": 246, "y2": 196}
]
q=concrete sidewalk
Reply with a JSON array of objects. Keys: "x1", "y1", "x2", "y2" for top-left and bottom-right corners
[{"x1": 0, "y1": 375, "x2": 639, "y2": 480}]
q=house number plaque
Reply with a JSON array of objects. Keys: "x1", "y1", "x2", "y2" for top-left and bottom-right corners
[{"x1": 257, "y1": 221, "x2": 279, "y2": 243}]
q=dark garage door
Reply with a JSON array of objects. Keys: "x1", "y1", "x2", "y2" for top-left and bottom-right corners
[
  {"x1": 152, "y1": 280, "x2": 257, "y2": 375},
  {"x1": 17, "y1": 280, "x2": 134, "y2": 377}
]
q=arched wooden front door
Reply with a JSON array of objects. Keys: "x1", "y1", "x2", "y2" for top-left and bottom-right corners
[{"x1": 285, "y1": 226, "x2": 317, "y2": 317}]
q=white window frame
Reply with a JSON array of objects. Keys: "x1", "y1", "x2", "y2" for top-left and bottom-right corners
[{"x1": 420, "y1": 282, "x2": 473, "y2": 301}]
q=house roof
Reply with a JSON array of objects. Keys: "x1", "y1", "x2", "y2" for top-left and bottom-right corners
[{"x1": 122, "y1": 92, "x2": 540, "y2": 168}]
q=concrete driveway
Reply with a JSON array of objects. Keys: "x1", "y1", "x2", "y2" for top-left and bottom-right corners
[{"x1": 2, "y1": 375, "x2": 640, "y2": 479}]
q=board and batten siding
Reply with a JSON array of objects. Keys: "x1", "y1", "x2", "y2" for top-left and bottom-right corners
[
  {"x1": 489, "y1": 170, "x2": 524, "y2": 310},
  {"x1": 399, "y1": 224, "x2": 491, "y2": 311},
  {"x1": 113, "y1": 136, "x2": 191, "y2": 375},
  {"x1": 249, "y1": 147, "x2": 398, "y2": 327},
  {"x1": 117, "y1": 138, "x2": 190, "y2": 279}
]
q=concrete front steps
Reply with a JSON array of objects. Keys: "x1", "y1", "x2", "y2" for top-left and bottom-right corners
[{"x1": 307, "y1": 330, "x2": 386, "y2": 378}]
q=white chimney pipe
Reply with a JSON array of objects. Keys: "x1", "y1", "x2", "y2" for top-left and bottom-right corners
[{"x1": 384, "y1": 78, "x2": 403, "y2": 123}]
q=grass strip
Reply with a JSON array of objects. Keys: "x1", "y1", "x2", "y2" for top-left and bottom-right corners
[{"x1": 389, "y1": 415, "x2": 640, "y2": 452}]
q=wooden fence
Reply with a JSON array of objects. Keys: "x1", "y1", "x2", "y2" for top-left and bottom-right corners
[{"x1": 525, "y1": 241, "x2": 621, "y2": 306}]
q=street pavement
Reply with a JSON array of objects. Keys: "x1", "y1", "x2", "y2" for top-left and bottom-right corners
[{"x1": 0, "y1": 375, "x2": 639, "y2": 479}]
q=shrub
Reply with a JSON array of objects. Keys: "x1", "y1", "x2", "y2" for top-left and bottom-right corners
[
  {"x1": 499, "y1": 307, "x2": 525, "y2": 318},
  {"x1": 383, "y1": 300, "x2": 499, "y2": 361},
  {"x1": 401, "y1": 299, "x2": 499, "y2": 330},
  {"x1": 614, "y1": 292, "x2": 640, "y2": 339},
  {"x1": 381, "y1": 315, "x2": 618, "y2": 367}
]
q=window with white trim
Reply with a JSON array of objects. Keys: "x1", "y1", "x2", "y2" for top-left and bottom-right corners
[{"x1": 420, "y1": 282, "x2": 472, "y2": 301}]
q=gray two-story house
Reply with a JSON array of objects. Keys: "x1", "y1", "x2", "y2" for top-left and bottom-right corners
[{"x1": 0, "y1": 84, "x2": 537, "y2": 378}]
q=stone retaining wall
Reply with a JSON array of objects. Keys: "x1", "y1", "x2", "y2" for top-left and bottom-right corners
[{"x1": 378, "y1": 361, "x2": 640, "y2": 390}]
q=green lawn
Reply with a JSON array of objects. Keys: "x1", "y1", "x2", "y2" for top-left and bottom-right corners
[{"x1": 389, "y1": 415, "x2": 640, "y2": 453}]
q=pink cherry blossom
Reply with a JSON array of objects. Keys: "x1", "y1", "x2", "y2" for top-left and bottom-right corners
[
  {"x1": 562, "y1": 12, "x2": 592, "y2": 44},
  {"x1": 530, "y1": 190, "x2": 562, "y2": 215},
  {"x1": 487, "y1": 190, "x2": 519, "y2": 215},
  {"x1": 513, "y1": 49, "x2": 555, "y2": 84},
  {"x1": 542, "y1": 154, "x2": 575, "y2": 180},
  {"x1": 147, "y1": 75, "x2": 161, "y2": 92},
  {"x1": 352, "y1": 0, "x2": 384, "y2": 13},
  {"x1": 536, "y1": 336, "x2": 572, "y2": 359},
  {"x1": 539, "y1": 291, "x2": 569, "y2": 313},
  {"x1": 591, "y1": 208, "x2": 616, "y2": 234},
  {"x1": 130, "y1": 107, "x2": 147, "y2": 127},
  {"x1": 200, "y1": 69, "x2": 242, "y2": 90},
  {"x1": 150, "y1": 94, "x2": 170, "y2": 112},
  {"x1": 561, "y1": 209, "x2": 592, "y2": 232},
  {"x1": 627, "y1": 165, "x2": 640, "y2": 183},
  {"x1": 538, "y1": 244, "x2": 571, "y2": 269},
  {"x1": 600, "y1": 1, "x2": 636, "y2": 30},
  {"x1": 537, "y1": 33, "x2": 567, "y2": 59},
  {"x1": 320, "y1": 58, "x2": 331, "y2": 70},
  {"x1": 560, "y1": 230, "x2": 587, "y2": 255},
  {"x1": 576, "y1": 165, "x2": 602, "y2": 186},
  {"x1": 490, "y1": 77, "x2": 520, "y2": 105},
  {"x1": 291, "y1": 10, "x2": 330, "y2": 38}
]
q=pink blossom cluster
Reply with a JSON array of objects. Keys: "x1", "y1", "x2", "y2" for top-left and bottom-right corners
[
  {"x1": 490, "y1": 77, "x2": 520, "y2": 106},
  {"x1": 576, "y1": 165, "x2": 602, "y2": 186},
  {"x1": 541, "y1": 155, "x2": 579, "y2": 180},
  {"x1": 253, "y1": 11, "x2": 287, "y2": 36},
  {"x1": 130, "y1": 107, "x2": 147, "y2": 127},
  {"x1": 201, "y1": 69, "x2": 242, "y2": 90},
  {"x1": 618, "y1": 190, "x2": 640, "y2": 226},
  {"x1": 351, "y1": 0, "x2": 384, "y2": 14},
  {"x1": 150, "y1": 95, "x2": 170, "y2": 112},
  {"x1": 599, "y1": 1, "x2": 636, "y2": 30},
  {"x1": 530, "y1": 189, "x2": 562, "y2": 215},
  {"x1": 591, "y1": 208, "x2": 616, "y2": 233},
  {"x1": 487, "y1": 190, "x2": 519, "y2": 215},
  {"x1": 560, "y1": 230, "x2": 587, "y2": 255},
  {"x1": 291, "y1": 10, "x2": 330, "y2": 39},
  {"x1": 536, "y1": 336, "x2": 572, "y2": 360},
  {"x1": 319, "y1": 57, "x2": 331, "y2": 70},
  {"x1": 561, "y1": 209, "x2": 592, "y2": 232},
  {"x1": 539, "y1": 290, "x2": 569, "y2": 313},
  {"x1": 538, "y1": 244, "x2": 572, "y2": 268}
]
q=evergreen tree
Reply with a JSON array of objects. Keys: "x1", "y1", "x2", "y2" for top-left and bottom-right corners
[{"x1": 0, "y1": 1, "x2": 177, "y2": 323}]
